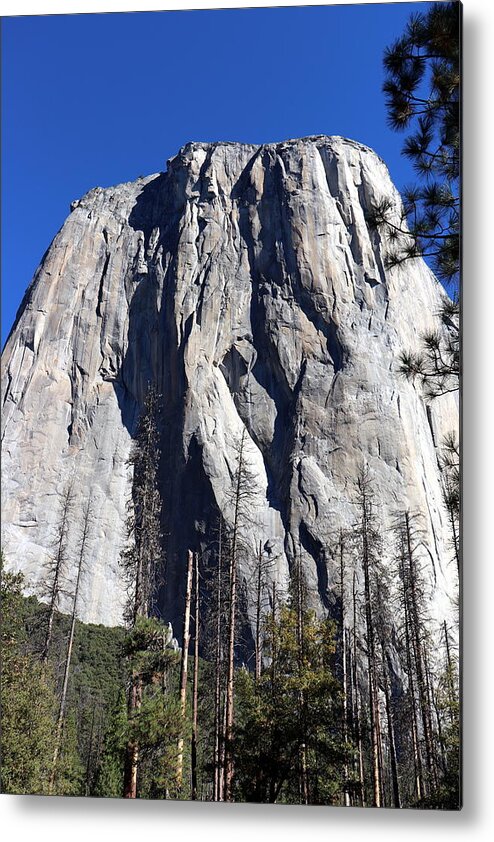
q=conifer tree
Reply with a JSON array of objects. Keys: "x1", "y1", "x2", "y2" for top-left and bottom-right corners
[
  {"x1": 222, "y1": 427, "x2": 259, "y2": 801},
  {"x1": 49, "y1": 498, "x2": 93, "y2": 793},
  {"x1": 371, "y1": 1, "x2": 460, "y2": 289},
  {"x1": 41, "y1": 482, "x2": 74, "y2": 664},
  {"x1": 353, "y1": 467, "x2": 383, "y2": 807},
  {"x1": 120, "y1": 384, "x2": 163, "y2": 798}
]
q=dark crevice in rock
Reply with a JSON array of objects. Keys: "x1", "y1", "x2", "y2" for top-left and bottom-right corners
[
  {"x1": 96, "y1": 253, "x2": 111, "y2": 318},
  {"x1": 298, "y1": 521, "x2": 331, "y2": 613}
]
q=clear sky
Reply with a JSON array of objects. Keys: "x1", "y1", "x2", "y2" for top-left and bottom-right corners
[{"x1": 1, "y1": 2, "x2": 433, "y2": 345}]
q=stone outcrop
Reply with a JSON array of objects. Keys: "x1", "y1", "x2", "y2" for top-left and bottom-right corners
[{"x1": 1, "y1": 136, "x2": 458, "y2": 636}]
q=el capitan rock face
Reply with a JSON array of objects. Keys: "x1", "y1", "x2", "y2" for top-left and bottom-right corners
[{"x1": 1, "y1": 136, "x2": 458, "y2": 634}]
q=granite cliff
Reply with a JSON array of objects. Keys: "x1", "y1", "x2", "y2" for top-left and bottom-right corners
[{"x1": 1, "y1": 136, "x2": 458, "y2": 636}]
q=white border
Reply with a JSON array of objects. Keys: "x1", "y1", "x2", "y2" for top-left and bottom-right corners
[{"x1": 1, "y1": 1, "x2": 493, "y2": 840}]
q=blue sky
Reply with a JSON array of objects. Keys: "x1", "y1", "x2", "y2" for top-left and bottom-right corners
[{"x1": 1, "y1": 2, "x2": 432, "y2": 344}]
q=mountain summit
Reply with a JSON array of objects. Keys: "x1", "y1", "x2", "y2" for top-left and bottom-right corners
[{"x1": 2, "y1": 136, "x2": 457, "y2": 631}]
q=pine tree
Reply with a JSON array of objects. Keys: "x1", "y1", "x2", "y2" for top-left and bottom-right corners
[
  {"x1": 1, "y1": 562, "x2": 57, "y2": 794},
  {"x1": 120, "y1": 386, "x2": 163, "y2": 625},
  {"x1": 368, "y1": 2, "x2": 460, "y2": 419},
  {"x1": 92, "y1": 691, "x2": 129, "y2": 798},
  {"x1": 234, "y1": 600, "x2": 346, "y2": 805},
  {"x1": 120, "y1": 384, "x2": 163, "y2": 798},
  {"x1": 353, "y1": 467, "x2": 383, "y2": 807},
  {"x1": 222, "y1": 427, "x2": 260, "y2": 801},
  {"x1": 393, "y1": 510, "x2": 438, "y2": 801},
  {"x1": 371, "y1": 1, "x2": 460, "y2": 289},
  {"x1": 49, "y1": 498, "x2": 93, "y2": 793},
  {"x1": 40, "y1": 482, "x2": 74, "y2": 664}
]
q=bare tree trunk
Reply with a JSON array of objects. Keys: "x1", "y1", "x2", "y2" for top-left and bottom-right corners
[
  {"x1": 191, "y1": 552, "x2": 200, "y2": 800},
  {"x1": 176, "y1": 549, "x2": 194, "y2": 793},
  {"x1": 224, "y1": 432, "x2": 246, "y2": 802},
  {"x1": 218, "y1": 688, "x2": 227, "y2": 801},
  {"x1": 352, "y1": 572, "x2": 366, "y2": 808},
  {"x1": 355, "y1": 471, "x2": 384, "y2": 805},
  {"x1": 121, "y1": 386, "x2": 163, "y2": 799},
  {"x1": 123, "y1": 676, "x2": 142, "y2": 798},
  {"x1": 404, "y1": 512, "x2": 435, "y2": 794},
  {"x1": 213, "y1": 523, "x2": 223, "y2": 802},
  {"x1": 362, "y1": 528, "x2": 381, "y2": 806},
  {"x1": 423, "y1": 642, "x2": 438, "y2": 789},
  {"x1": 41, "y1": 484, "x2": 74, "y2": 665},
  {"x1": 381, "y1": 641, "x2": 400, "y2": 808},
  {"x1": 49, "y1": 499, "x2": 91, "y2": 793},
  {"x1": 295, "y1": 549, "x2": 309, "y2": 805},
  {"x1": 255, "y1": 541, "x2": 262, "y2": 683},
  {"x1": 340, "y1": 532, "x2": 350, "y2": 806},
  {"x1": 399, "y1": 543, "x2": 423, "y2": 803}
]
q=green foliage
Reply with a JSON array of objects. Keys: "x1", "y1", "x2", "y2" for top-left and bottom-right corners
[
  {"x1": 0, "y1": 562, "x2": 79, "y2": 794},
  {"x1": 1, "y1": 557, "x2": 127, "y2": 796},
  {"x1": 94, "y1": 615, "x2": 183, "y2": 800},
  {"x1": 52, "y1": 711, "x2": 85, "y2": 796},
  {"x1": 374, "y1": 1, "x2": 460, "y2": 289},
  {"x1": 92, "y1": 691, "x2": 129, "y2": 798},
  {"x1": 1, "y1": 649, "x2": 57, "y2": 795},
  {"x1": 132, "y1": 689, "x2": 183, "y2": 799},
  {"x1": 234, "y1": 603, "x2": 348, "y2": 804}
]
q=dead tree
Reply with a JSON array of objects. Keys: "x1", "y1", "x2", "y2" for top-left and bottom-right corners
[
  {"x1": 191, "y1": 552, "x2": 200, "y2": 800},
  {"x1": 354, "y1": 467, "x2": 383, "y2": 807},
  {"x1": 401, "y1": 510, "x2": 437, "y2": 795},
  {"x1": 338, "y1": 530, "x2": 351, "y2": 806},
  {"x1": 351, "y1": 571, "x2": 366, "y2": 807},
  {"x1": 120, "y1": 385, "x2": 163, "y2": 799},
  {"x1": 176, "y1": 548, "x2": 194, "y2": 792},
  {"x1": 212, "y1": 520, "x2": 225, "y2": 801},
  {"x1": 255, "y1": 541, "x2": 263, "y2": 683},
  {"x1": 41, "y1": 482, "x2": 74, "y2": 664},
  {"x1": 380, "y1": 640, "x2": 401, "y2": 808},
  {"x1": 294, "y1": 546, "x2": 309, "y2": 805},
  {"x1": 223, "y1": 427, "x2": 259, "y2": 802},
  {"x1": 49, "y1": 497, "x2": 93, "y2": 793},
  {"x1": 397, "y1": 530, "x2": 424, "y2": 802}
]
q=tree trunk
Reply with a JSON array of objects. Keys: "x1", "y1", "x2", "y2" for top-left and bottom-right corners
[
  {"x1": 176, "y1": 549, "x2": 194, "y2": 793},
  {"x1": 352, "y1": 572, "x2": 366, "y2": 807},
  {"x1": 362, "y1": 512, "x2": 381, "y2": 806},
  {"x1": 296, "y1": 549, "x2": 309, "y2": 805},
  {"x1": 255, "y1": 541, "x2": 263, "y2": 683},
  {"x1": 213, "y1": 522, "x2": 223, "y2": 801},
  {"x1": 381, "y1": 641, "x2": 400, "y2": 808},
  {"x1": 191, "y1": 552, "x2": 200, "y2": 801},
  {"x1": 404, "y1": 512, "x2": 435, "y2": 794},
  {"x1": 41, "y1": 484, "x2": 73, "y2": 664},
  {"x1": 400, "y1": 546, "x2": 423, "y2": 802},
  {"x1": 123, "y1": 675, "x2": 142, "y2": 798},
  {"x1": 340, "y1": 532, "x2": 350, "y2": 806},
  {"x1": 49, "y1": 499, "x2": 91, "y2": 793},
  {"x1": 223, "y1": 432, "x2": 245, "y2": 801}
]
